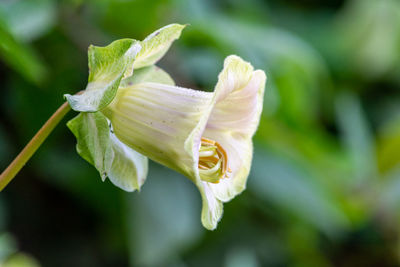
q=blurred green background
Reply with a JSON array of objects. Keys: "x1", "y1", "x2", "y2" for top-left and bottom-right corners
[{"x1": 1, "y1": 0, "x2": 400, "y2": 266}]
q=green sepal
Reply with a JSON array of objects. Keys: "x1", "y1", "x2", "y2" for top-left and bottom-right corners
[
  {"x1": 65, "y1": 39, "x2": 141, "y2": 112},
  {"x1": 108, "y1": 133, "x2": 148, "y2": 191},
  {"x1": 67, "y1": 112, "x2": 113, "y2": 180},
  {"x1": 67, "y1": 112, "x2": 148, "y2": 191},
  {"x1": 134, "y1": 23, "x2": 186, "y2": 69},
  {"x1": 64, "y1": 24, "x2": 185, "y2": 112}
]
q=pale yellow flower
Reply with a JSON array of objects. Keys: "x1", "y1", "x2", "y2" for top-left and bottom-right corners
[{"x1": 104, "y1": 55, "x2": 266, "y2": 229}]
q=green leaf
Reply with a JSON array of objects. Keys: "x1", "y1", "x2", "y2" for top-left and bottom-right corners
[
  {"x1": 0, "y1": 233, "x2": 17, "y2": 262},
  {"x1": 250, "y1": 148, "x2": 349, "y2": 236},
  {"x1": 0, "y1": 17, "x2": 47, "y2": 85},
  {"x1": 377, "y1": 117, "x2": 400, "y2": 173},
  {"x1": 67, "y1": 112, "x2": 148, "y2": 192},
  {"x1": 65, "y1": 39, "x2": 141, "y2": 112},
  {"x1": 120, "y1": 65, "x2": 175, "y2": 87},
  {"x1": 67, "y1": 112, "x2": 114, "y2": 180},
  {"x1": 335, "y1": 92, "x2": 377, "y2": 184},
  {"x1": 2, "y1": 253, "x2": 41, "y2": 267},
  {"x1": 0, "y1": 0, "x2": 56, "y2": 42},
  {"x1": 225, "y1": 247, "x2": 259, "y2": 267},
  {"x1": 133, "y1": 23, "x2": 186, "y2": 69}
]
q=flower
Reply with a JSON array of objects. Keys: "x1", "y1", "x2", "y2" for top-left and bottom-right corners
[
  {"x1": 103, "y1": 55, "x2": 266, "y2": 230},
  {"x1": 64, "y1": 23, "x2": 266, "y2": 229}
]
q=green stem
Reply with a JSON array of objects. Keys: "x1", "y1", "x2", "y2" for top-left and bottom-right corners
[{"x1": 0, "y1": 101, "x2": 71, "y2": 191}]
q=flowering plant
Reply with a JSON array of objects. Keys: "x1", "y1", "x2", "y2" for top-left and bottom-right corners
[{"x1": 0, "y1": 24, "x2": 266, "y2": 230}]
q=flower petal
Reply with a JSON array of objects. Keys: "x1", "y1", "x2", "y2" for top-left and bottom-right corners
[
  {"x1": 197, "y1": 181, "x2": 223, "y2": 230},
  {"x1": 207, "y1": 55, "x2": 266, "y2": 136},
  {"x1": 205, "y1": 136, "x2": 253, "y2": 202},
  {"x1": 204, "y1": 56, "x2": 267, "y2": 202}
]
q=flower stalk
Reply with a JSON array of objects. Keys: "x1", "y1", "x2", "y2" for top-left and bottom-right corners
[{"x1": 0, "y1": 101, "x2": 71, "y2": 191}]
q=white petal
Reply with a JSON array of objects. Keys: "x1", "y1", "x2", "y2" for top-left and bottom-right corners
[
  {"x1": 206, "y1": 136, "x2": 253, "y2": 202},
  {"x1": 207, "y1": 56, "x2": 266, "y2": 136},
  {"x1": 204, "y1": 57, "x2": 267, "y2": 202},
  {"x1": 197, "y1": 181, "x2": 223, "y2": 230}
]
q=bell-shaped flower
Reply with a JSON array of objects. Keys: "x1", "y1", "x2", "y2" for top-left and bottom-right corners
[
  {"x1": 64, "y1": 23, "x2": 266, "y2": 229},
  {"x1": 103, "y1": 55, "x2": 266, "y2": 230}
]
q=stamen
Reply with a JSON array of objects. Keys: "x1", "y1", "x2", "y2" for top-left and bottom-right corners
[
  {"x1": 198, "y1": 163, "x2": 209, "y2": 170},
  {"x1": 198, "y1": 137, "x2": 229, "y2": 183},
  {"x1": 215, "y1": 142, "x2": 227, "y2": 179},
  {"x1": 199, "y1": 150, "x2": 216, "y2": 157},
  {"x1": 200, "y1": 156, "x2": 219, "y2": 164},
  {"x1": 201, "y1": 137, "x2": 215, "y2": 145}
]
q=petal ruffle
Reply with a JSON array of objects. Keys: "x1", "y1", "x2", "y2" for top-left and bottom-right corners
[{"x1": 204, "y1": 56, "x2": 266, "y2": 202}]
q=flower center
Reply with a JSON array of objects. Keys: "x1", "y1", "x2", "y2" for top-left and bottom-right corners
[{"x1": 198, "y1": 137, "x2": 231, "y2": 183}]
